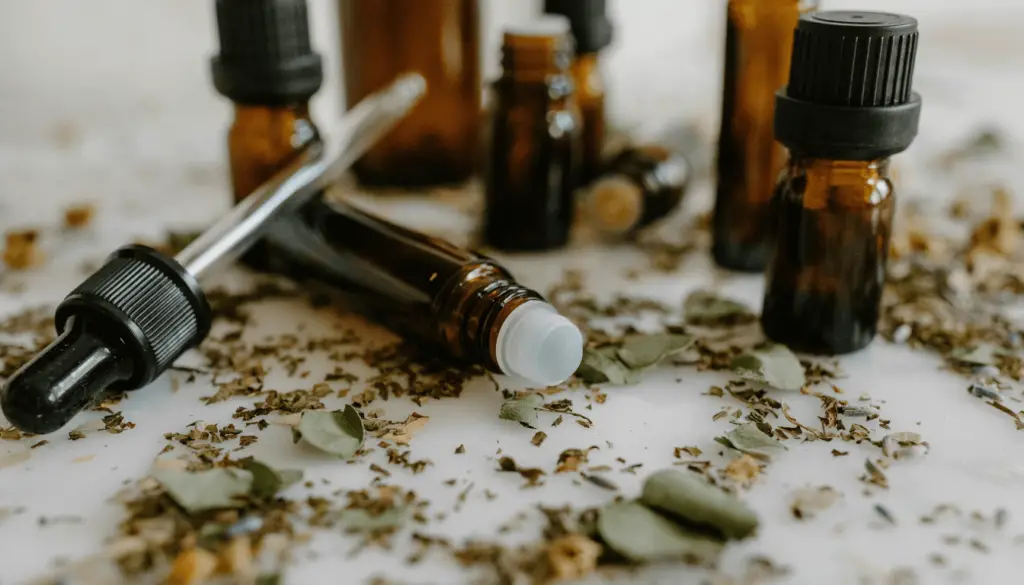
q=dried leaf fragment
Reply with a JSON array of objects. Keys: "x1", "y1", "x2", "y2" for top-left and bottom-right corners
[
  {"x1": 597, "y1": 501, "x2": 723, "y2": 564},
  {"x1": 166, "y1": 547, "x2": 218, "y2": 585},
  {"x1": 683, "y1": 290, "x2": 755, "y2": 326},
  {"x1": 3, "y1": 229, "x2": 43, "y2": 270},
  {"x1": 377, "y1": 412, "x2": 429, "y2": 445},
  {"x1": 546, "y1": 534, "x2": 601, "y2": 581},
  {"x1": 715, "y1": 423, "x2": 788, "y2": 461},
  {"x1": 499, "y1": 393, "x2": 544, "y2": 427},
  {"x1": 730, "y1": 344, "x2": 806, "y2": 391},
  {"x1": 63, "y1": 204, "x2": 95, "y2": 229},
  {"x1": 152, "y1": 467, "x2": 252, "y2": 514},
  {"x1": 292, "y1": 405, "x2": 364, "y2": 458},
  {"x1": 576, "y1": 333, "x2": 693, "y2": 385},
  {"x1": 240, "y1": 458, "x2": 302, "y2": 499},
  {"x1": 641, "y1": 469, "x2": 759, "y2": 539}
]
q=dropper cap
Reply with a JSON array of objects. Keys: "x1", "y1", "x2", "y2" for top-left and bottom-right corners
[
  {"x1": 211, "y1": 0, "x2": 323, "y2": 105},
  {"x1": 543, "y1": 0, "x2": 613, "y2": 54},
  {"x1": 774, "y1": 11, "x2": 922, "y2": 160},
  {"x1": 496, "y1": 301, "x2": 583, "y2": 387}
]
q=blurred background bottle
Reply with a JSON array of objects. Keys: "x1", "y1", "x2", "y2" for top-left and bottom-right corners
[
  {"x1": 339, "y1": 0, "x2": 481, "y2": 189},
  {"x1": 711, "y1": 0, "x2": 818, "y2": 272},
  {"x1": 543, "y1": 0, "x2": 613, "y2": 184}
]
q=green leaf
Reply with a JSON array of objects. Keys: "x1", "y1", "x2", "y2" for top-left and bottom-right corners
[
  {"x1": 616, "y1": 333, "x2": 694, "y2": 370},
  {"x1": 950, "y1": 344, "x2": 1002, "y2": 366},
  {"x1": 577, "y1": 346, "x2": 635, "y2": 385},
  {"x1": 153, "y1": 468, "x2": 252, "y2": 514},
  {"x1": 683, "y1": 290, "x2": 754, "y2": 326},
  {"x1": 716, "y1": 423, "x2": 788, "y2": 461},
  {"x1": 339, "y1": 506, "x2": 409, "y2": 532},
  {"x1": 730, "y1": 344, "x2": 806, "y2": 391},
  {"x1": 597, "y1": 501, "x2": 723, "y2": 564},
  {"x1": 576, "y1": 333, "x2": 693, "y2": 385},
  {"x1": 499, "y1": 393, "x2": 545, "y2": 427},
  {"x1": 256, "y1": 574, "x2": 282, "y2": 585},
  {"x1": 241, "y1": 458, "x2": 304, "y2": 499},
  {"x1": 640, "y1": 469, "x2": 759, "y2": 540},
  {"x1": 294, "y1": 405, "x2": 364, "y2": 459}
]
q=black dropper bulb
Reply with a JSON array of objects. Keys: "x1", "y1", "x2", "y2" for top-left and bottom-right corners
[{"x1": 1, "y1": 246, "x2": 211, "y2": 434}]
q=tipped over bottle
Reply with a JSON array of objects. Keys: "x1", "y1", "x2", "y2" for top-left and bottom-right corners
[{"x1": 261, "y1": 198, "x2": 584, "y2": 386}]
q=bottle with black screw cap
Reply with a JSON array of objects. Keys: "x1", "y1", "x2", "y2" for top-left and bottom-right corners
[
  {"x1": 761, "y1": 11, "x2": 922, "y2": 355},
  {"x1": 544, "y1": 0, "x2": 613, "y2": 183},
  {"x1": 211, "y1": 0, "x2": 324, "y2": 265}
]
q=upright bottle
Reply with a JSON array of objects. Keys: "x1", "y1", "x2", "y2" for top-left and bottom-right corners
[
  {"x1": 583, "y1": 145, "x2": 690, "y2": 239},
  {"x1": 261, "y1": 198, "x2": 584, "y2": 386},
  {"x1": 211, "y1": 0, "x2": 324, "y2": 264},
  {"x1": 762, "y1": 11, "x2": 922, "y2": 355},
  {"x1": 712, "y1": 0, "x2": 818, "y2": 272},
  {"x1": 484, "y1": 17, "x2": 582, "y2": 252},
  {"x1": 339, "y1": 0, "x2": 481, "y2": 188},
  {"x1": 543, "y1": 0, "x2": 613, "y2": 183}
]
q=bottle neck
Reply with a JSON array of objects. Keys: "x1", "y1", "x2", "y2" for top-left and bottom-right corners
[
  {"x1": 500, "y1": 32, "x2": 574, "y2": 87},
  {"x1": 232, "y1": 102, "x2": 313, "y2": 123},
  {"x1": 787, "y1": 157, "x2": 893, "y2": 208}
]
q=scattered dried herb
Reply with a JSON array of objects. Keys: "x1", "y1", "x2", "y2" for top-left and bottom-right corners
[
  {"x1": 3, "y1": 229, "x2": 43, "y2": 270},
  {"x1": 597, "y1": 502, "x2": 723, "y2": 565},
  {"x1": 683, "y1": 290, "x2": 755, "y2": 327},
  {"x1": 715, "y1": 423, "x2": 788, "y2": 461},
  {"x1": 577, "y1": 333, "x2": 693, "y2": 385},
  {"x1": 499, "y1": 393, "x2": 544, "y2": 428},
  {"x1": 640, "y1": 469, "x2": 759, "y2": 540}
]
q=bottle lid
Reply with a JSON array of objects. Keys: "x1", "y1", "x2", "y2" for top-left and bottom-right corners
[
  {"x1": 211, "y1": 0, "x2": 323, "y2": 105},
  {"x1": 495, "y1": 301, "x2": 583, "y2": 387},
  {"x1": 774, "y1": 11, "x2": 922, "y2": 160},
  {"x1": 544, "y1": 0, "x2": 613, "y2": 54},
  {"x1": 586, "y1": 176, "x2": 644, "y2": 237}
]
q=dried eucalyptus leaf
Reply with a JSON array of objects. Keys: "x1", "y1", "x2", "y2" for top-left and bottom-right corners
[
  {"x1": 731, "y1": 344, "x2": 805, "y2": 391},
  {"x1": 950, "y1": 344, "x2": 1000, "y2": 366},
  {"x1": 684, "y1": 290, "x2": 754, "y2": 326},
  {"x1": 617, "y1": 333, "x2": 694, "y2": 370},
  {"x1": 152, "y1": 468, "x2": 252, "y2": 513},
  {"x1": 717, "y1": 423, "x2": 788, "y2": 461},
  {"x1": 294, "y1": 405, "x2": 364, "y2": 459},
  {"x1": 499, "y1": 394, "x2": 545, "y2": 427},
  {"x1": 241, "y1": 458, "x2": 303, "y2": 499},
  {"x1": 597, "y1": 501, "x2": 723, "y2": 564},
  {"x1": 576, "y1": 346, "x2": 635, "y2": 385},
  {"x1": 640, "y1": 469, "x2": 759, "y2": 539},
  {"x1": 339, "y1": 506, "x2": 409, "y2": 532}
]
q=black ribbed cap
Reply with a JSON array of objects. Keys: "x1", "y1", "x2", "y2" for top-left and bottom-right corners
[
  {"x1": 787, "y1": 11, "x2": 918, "y2": 107},
  {"x1": 774, "y1": 11, "x2": 923, "y2": 159},
  {"x1": 211, "y1": 0, "x2": 323, "y2": 105},
  {"x1": 543, "y1": 0, "x2": 612, "y2": 54}
]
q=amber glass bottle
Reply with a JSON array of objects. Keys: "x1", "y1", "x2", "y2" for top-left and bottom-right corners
[
  {"x1": 484, "y1": 17, "x2": 582, "y2": 252},
  {"x1": 544, "y1": 0, "x2": 613, "y2": 183},
  {"x1": 712, "y1": 0, "x2": 818, "y2": 272},
  {"x1": 211, "y1": 0, "x2": 323, "y2": 265},
  {"x1": 762, "y1": 12, "x2": 922, "y2": 355},
  {"x1": 339, "y1": 0, "x2": 481, "y2": 188},
  {"x1": 583, "y1": 145, "x2": 690, "y2": 239},
  {"x1": 262, "y1": 197, "x2": 583, "y2": 386}
]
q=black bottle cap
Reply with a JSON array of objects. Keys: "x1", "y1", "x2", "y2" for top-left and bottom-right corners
[
  {"x1": 211, "y1": 0, "x2": 324, "y2": 105},
  {"x1": 543, "y1": 0, "x2": 613, "y2": 54},
  {"x1": 774, "y1": 11, "x2": 922, "y2": 160}
]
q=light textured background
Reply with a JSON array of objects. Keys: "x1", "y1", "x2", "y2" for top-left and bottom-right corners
[{"x1": 2, "y1": 2, "x2": 1024, "y2": 585}]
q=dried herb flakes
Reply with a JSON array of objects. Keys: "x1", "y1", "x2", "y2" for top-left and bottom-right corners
[
  {"x1": 715, "y1": 423, "x2": 788, "y2": 461},
  {"x1": 577, "y1": 333, "x2": 693, "y2": 385},
  {"x1": 597, "y1": 502, "x2": 723, "y2": 564},
  {"x1": 730, "y1": 344, "x2": 806, "y2": 391}
]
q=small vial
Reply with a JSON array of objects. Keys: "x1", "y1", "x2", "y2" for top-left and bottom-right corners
[
  {"x1": 262, "y1": 198, "x2": 584, "y2": 386},
  {"x1": 339, "y1": 0, "x2": 481, "y2": 188},
  {"x1": 712, "y1": 0, "x2": 818, "y2": 272},
  {"x1": 583, "y1": 145, "x2": 690, "y2": 239},
  {"x1": 544, "y1": 0, "x2": 613, "y2": 183},
  {"x1": 211, "y1": 0, "x2": 324, "y2": 264},
  {"x1": 484, "y1": 17, "x2": 583, "y2": 252},
  {"x1": 762, "y1": 11, "x2": 922, "y2": 355}
]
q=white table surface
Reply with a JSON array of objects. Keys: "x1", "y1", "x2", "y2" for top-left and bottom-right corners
[{"x1": 3, "y1": 19, "x2": 1024, "y2": 585}]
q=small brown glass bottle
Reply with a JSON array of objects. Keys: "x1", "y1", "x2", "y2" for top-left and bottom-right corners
[
  {"x1": 339, "y1": 0, "x2": 481, "y2": 188},
  {"x1": 261, "y1": 197, "x2": 584, "y2": 386},
  {"x1": 762, "y1": 12, "x2": 922, "y2": 355},
  {"x1": 484, "y1": 17, "x2": 583, "y2": 252},
  {"x1": 211, "y1": 0, "x2": 324, "y2": 264},
  {"x1": 712, "y1": 0, "x2": 818, "y2": 272},
  {"x1": 583, "y1": 145, "x2": 690, "y2": 239},
  {"x1": 544, "y1": 0, "x2": 613, "y2": 183}
]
